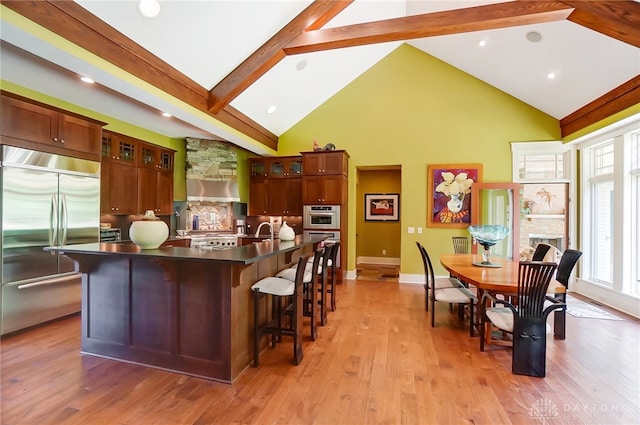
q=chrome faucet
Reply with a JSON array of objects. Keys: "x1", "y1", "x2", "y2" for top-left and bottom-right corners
[{"x1": 254, "y1": 221, "x2": 274, "y2": 241}]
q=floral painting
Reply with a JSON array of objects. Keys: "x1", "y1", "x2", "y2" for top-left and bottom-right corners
[{"x1": 427, "y1": 164, "x2": 483, "y2": 228}]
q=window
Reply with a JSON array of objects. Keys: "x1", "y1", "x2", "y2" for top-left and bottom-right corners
[
  {"x1": 511, "y1": 142, "x2": 571, "y2": 183},
  {"x1": 589, "y1": 141, "x2": 615, "y2": 285},
  {"x1": 591, "y1": 178, "x2": 614, "y2": 284},
  {"x1": 579, "y1": 116, "x2": 640, "y2": 304},
  {"x1": 631, "y1": 131, "x2": 640, "y2": 293},
  {"x1": 518, "y1": 153, "x2": 564, "y2": 180}
]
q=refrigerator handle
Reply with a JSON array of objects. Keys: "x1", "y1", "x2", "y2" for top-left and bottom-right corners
[
  {"x1": 50, "y1": 194, "x2": 59, "y2": 248},
  {"x1": 61, "y1": 194, "x2": 68, "y2": 246}
]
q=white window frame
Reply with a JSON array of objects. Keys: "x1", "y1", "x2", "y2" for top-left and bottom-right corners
[
  {"x1": 575, "y1": 114, "x2": 640, "y2": 318},
  {"x1": 511, "y1": 141, "x2": 573, "y2": 184},
  {"x1": 511, "y1": 141, "x2": 578, "y2": 255}
]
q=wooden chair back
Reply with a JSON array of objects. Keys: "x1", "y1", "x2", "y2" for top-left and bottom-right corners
[
  {"x1": 452, "y1": 236, "x2": 470, "y2": 254},
  {"x1": 517, "y1": 261, "x2": 558, "y2": 319},
  {"x1": 531, "y1": 243, "x2": 552, "y2": 261},
  {"x1": 555, "y1": 249, "x2": 582, "y2": 288}
]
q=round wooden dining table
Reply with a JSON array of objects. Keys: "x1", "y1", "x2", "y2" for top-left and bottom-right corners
[{"x1": 440, "y1": 253, "x2": 565, "y2": 338}]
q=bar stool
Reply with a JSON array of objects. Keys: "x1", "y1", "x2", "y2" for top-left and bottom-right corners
[
  {"x1": 251, "y1": 254, "x2": 309, "y2": 367},
  {"x1": 277, "y1": 248, "x2": 324, "y2": 338},
  {"x1": 324, "y1": 241, "x2": 340, "y2": 312}
]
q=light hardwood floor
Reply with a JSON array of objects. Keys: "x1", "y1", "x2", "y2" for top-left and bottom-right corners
[{"x1": 1, "y1": 276, "x2": 639, "y2": 425}]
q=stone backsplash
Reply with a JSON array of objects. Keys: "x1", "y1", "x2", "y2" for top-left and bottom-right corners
[{"x1": 185, "y1": 137, "x2": 237, "y2": 181}]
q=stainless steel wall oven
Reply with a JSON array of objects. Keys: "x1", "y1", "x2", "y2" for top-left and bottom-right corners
[{"x1": 303, "y1": 205, "x2": 340, "y2": 230}]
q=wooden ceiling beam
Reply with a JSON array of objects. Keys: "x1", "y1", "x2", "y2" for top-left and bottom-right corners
[
  {"x1": 560, "y1": 75, "x2": 640, "y2": 138},
  {"x1": 562, "y1": 0, "x2": 640, "y2": 48},
  {"x1": 2, "y1": 0, "x2": 279, "y2": 148},
  {"x1": 283, "y1": 1, "x2": 573, "y2": 55},
  {"x1": 206, "y1": 0, "x2": 353, "y2": 114}
]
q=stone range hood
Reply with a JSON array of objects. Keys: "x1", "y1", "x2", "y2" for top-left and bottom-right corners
[{"x1": 185, "y1": 138, "x2": 240, "y2": 202}]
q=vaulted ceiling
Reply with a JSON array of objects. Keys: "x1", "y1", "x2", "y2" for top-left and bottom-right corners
[{"x1": 1, "y1": 1, "x2": 638, "y2": 155}]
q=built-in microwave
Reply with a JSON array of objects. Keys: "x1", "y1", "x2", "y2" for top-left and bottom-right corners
[{"x1": 303, "y1": 205, "x2": 340, "y2": 230}]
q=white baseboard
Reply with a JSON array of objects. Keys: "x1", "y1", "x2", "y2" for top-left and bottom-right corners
[
  {"x1": 399, "y1": 273, "x2": 424, "y2": 284},
  {"x1": 357, "y1": 256, "x2": 400, "y2": 265}
]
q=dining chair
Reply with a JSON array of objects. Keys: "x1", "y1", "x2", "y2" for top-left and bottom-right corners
[
  {"x1": 480, "y1": 261, "x2": 564, "y2": 377},
  {"x1": 452, "y1": 236, "x2": 470, "y2": 254},
  {"x1": 548, "y1": 249, "x2": 582, "y2": 339},
  {"x1": 416, "y1": 241, "x2": 461, "y2": 312},
  {"x1": 531, "y1": 243, "x2": 552, "y2": 261},
  {"x1": 417, "y1": 242, "x2": 477, "y2": 336},
  {"x1": 252, "y1": 254, "x2": 310, "y2": 367}
]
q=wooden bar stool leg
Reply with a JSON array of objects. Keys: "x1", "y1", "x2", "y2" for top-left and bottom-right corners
[
  {"x1": 319, "y1": 272, "x2": 327, "y2": 326},
  {"x1": 293, "y1": 278, "x2": 304, "y2": 365},
  {"x1": 253, "y1": 289, "x2": 261, "y2": 367}
]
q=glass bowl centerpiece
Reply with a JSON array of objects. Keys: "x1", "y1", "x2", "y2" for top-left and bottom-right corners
[{"x1": 468, "y1": 224, "x2": 510, "y2": 267}]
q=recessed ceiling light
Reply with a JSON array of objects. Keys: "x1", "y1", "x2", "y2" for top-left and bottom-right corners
[
  {"x1": 138, "y1": 0, "x2": 160, "y2": 18},
  {"x1": 80, "y1": 76, "x2": 95, "y2": 84},
  {"x1": 296, "y1": 60, "x2": 308, "y2": 71},
  {"x1": 162, "y1": 112, "x2": 172, "y2": 117},
  {"x1": 526, "y1": 31, "x2": 542, "y2": 43},
  {"x1": 478, "y1": 40, "x2": 487, "y2": 47},
  {"x1": 266, "y1": 105, "x2": 277, "y2": 114},
  {"x1": 547, "y1": 72, "x2": 556, "y2": 80}
]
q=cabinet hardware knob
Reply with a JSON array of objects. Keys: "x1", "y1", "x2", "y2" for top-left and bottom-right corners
[
  {"x1": 53, "y1": 137, "x2": 58, "y2": 142},
  {"x1": 60, "y1": 139, "x2": 65, "y2": 144}
]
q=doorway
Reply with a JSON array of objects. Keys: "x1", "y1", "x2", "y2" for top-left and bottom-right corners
[
  {"x1": 355, "y1": 167, "x2": 402, "y2": 269},
  {"x1": 519, "y1": 183, "x2": 569, "y2": 256}
]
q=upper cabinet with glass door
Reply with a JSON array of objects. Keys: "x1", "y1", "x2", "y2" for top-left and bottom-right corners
[
  {"x1": 250, "y1": 156, "x2": 302, "y2": 178},
  {"x1": 139, "y1": 142, "x2": 174, "y2": 172},
  {"x1": 102, "y1": 131, "x2": 137, "y2": 165},
  {"x1": 269, "y1": 156, "x2": 303, "y2": 178}
]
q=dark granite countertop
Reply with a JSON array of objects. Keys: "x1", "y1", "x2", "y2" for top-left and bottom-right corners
[{"x1": 46, "y1": 235, "x2": 326, "y2": 265}]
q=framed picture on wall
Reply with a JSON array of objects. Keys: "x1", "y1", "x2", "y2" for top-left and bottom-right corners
[
  {"x1": 365, "y1": 193, "x2": 399, "y2": 221},
  {"x1": 427, "y1": 163, "x2": 483, "y2": 228}
]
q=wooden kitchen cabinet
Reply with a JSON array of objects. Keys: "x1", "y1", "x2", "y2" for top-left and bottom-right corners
[
  {"x1": 302, "y1": 150, "x2": 348, "y2": 176},
  {"x1": 1, "y1": 93, "x2": 103, "y2": 161},
  {"x1": 250, "y1": 156, "x2": 302, "y2": 178},
  {"x1": 100, "y1": 130, "x2": 174, "y2": 215},
  {"x1": 101, "y1": 160, "x2": 138, "y2": 214},
  {"x1": 138, "y1": 167, "x2": 174, "y2": 215},
  {"x1": 268, "y1": 156, "x2": 303, "y2": 177},
  {"x1": 249, "y1": 178, "x2": 268, "y2": 215},
  {"x1": 302, "y1": 175, "x2": 345, "y2": 205},
  {"x1": 249, "y1": 176, "x2": 302, "y2": 216},
  {"x1": 249, "y1": 156, "x2": 302, "y2": 215},
  {"x1": 140, "y1": 142, "x2": 174, "y2": 171},
  {"x1": 102, "y1": 131, "x2": 137, "y2": 165},
  {"x1": 250, "y1": 158, "x2": 268, "y2": 177},
  {"x1": 269, "y1": 178, "x2": 302, "y2": 215}
]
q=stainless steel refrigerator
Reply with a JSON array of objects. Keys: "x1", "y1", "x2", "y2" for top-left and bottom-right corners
[{"x1": 1, "y1": 146, "x2": 100, "y2": 334}]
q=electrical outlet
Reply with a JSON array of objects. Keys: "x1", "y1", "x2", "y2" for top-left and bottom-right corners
[
  {"x1": 408, "y1": 227, "x2": 415, "y2": 234},
  {"x1": 382, "y1": 249, "x2": 386, "y2": 255},
  {"x1": 418, "y1": 227, "x2": 423, "y2": 234}
]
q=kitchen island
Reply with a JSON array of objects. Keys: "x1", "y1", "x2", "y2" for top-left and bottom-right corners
[{"x1": 47, "y1": 235, "x2": 323, "y2": 383}]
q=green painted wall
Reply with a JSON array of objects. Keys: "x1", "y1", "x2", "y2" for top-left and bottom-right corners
[
  {"x1": 278, "y1": 43, "x2": 561, "y2": 276},
  {"x1": 356, "y1": 169, "x2": 402, "y2": 258}
]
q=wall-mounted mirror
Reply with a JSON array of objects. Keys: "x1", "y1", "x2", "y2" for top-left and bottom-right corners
[{"x1": 470, "y1": 183, "x2": 521, "y2": 261}]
